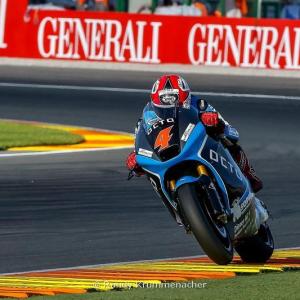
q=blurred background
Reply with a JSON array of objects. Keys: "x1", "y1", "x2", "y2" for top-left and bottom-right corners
[{"x1": 28, "y1": 0, "x2": 300, "y2": 19}]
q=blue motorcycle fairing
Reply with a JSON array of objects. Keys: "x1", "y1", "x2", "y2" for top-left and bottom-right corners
[
  {"x1": 199, "y1": 136, "x2": 247, "y2": 195},
  {"x1": 175, "y1": 176, "x2": 200, "y2": 190},
  {"x1": 137, "y1": 122, "x2": 207, "y2": 208},
  {"x1": 137, "y1": 121, "x2": 251, "y2": 213},
  {"x1": 137, "y1": 123, "x2": 225, "y2": 207},
  {"x1": 136, "y1": 104, "x2": 199, "y2": 163}
]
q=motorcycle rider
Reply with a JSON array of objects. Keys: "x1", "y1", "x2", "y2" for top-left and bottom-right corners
[
  {"x1": 126, "y1": 74, "x2": 263, "y2": 193},
  {"x1": 126, "y1": 74, "x2": 268, "y2": 229}
]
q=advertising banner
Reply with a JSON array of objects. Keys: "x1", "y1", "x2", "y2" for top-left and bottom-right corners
[{"x1": 0, "y1": 0, "x2": 299, "y2": 69}]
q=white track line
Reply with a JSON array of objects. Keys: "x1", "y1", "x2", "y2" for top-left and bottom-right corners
[
  {"x1": 1, "y1": 82, "x2": 300, "y2": 101},
  {"x1": 1, "y1": 246, "x2": 299, "y2": 276},
  {"x1": 0, "y1": 146, "x2": 133, "y2": 158}
]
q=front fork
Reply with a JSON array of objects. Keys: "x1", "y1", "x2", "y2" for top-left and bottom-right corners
[
  {"x1": 169, "y1": 164, "x2": 234, "y2": 237},
  {"x1": 169, "y1": 164, "x2": 269, "y2": 238}
]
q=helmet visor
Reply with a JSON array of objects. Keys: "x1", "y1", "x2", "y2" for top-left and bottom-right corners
[{"x1": 158, "y1": 89, "x2": 179, "y2": 106}]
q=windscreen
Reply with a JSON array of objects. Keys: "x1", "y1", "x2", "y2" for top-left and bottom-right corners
[{"x1": 141, "y1": 104, "x2": 199, "y2": 161}]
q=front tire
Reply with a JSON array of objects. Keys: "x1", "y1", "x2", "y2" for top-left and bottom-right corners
[
  {"x1": 177, "y1": 184, "x2": 233, "y2": 265},
  {"x1": 235, "y1": 223, "x2": 274, "y2": 263}
]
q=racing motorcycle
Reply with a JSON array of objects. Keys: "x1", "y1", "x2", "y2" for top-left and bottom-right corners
[{"x1": 133, "y1": 103, "x2": 274, "y2": 265}]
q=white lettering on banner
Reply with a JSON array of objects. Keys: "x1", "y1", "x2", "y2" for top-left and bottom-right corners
[
  {"x1": 258, "y1": 27, "x2": 278, "y2": 68},
  {"x1": 86, "y1": 19, "x2": 105, "y2": 60},
  {"x1": 38, "y1": 17, "x2": 57, "y2": 58},
  {"x1": 239, "y1": 25, "x2": 261, "y2": 68},
  {"x1": 188, "y1": 24, "x2": 300, "y2": 69},
  {"x1": 274, "y1": 27, "x2": 292, "y2": 68},
  {"x1": 222, "y1": 25, "x2": 241, "y2": 67},
  {"x1": 0, "y1": 0, "x2": 7, "y2": 49},
  {"x1": 291, "y1": 28, "x2": 300, "y2": 69},
  {"x1": 57, "y1": 18, "x2": 75, "y2": 58},
  {"x1": 119, "y1": 20, "x2": 136, "y2": 61},
  {"x1": 38, "y1": 17, "x2": 161, "y2": 63},
  {"x1": 103, "y1": 20, "x2": 122, "y2": 60},
  {"x1": 188, "y1": 24, "x2": 206, "y2": 65},
  {"x1": 206, "y1": 25, "x2": 223, "y2": 66}
]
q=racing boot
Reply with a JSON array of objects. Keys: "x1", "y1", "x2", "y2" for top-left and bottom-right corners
[{"x1": 228, "y1": 144, "x2": 263, "y2": 193}]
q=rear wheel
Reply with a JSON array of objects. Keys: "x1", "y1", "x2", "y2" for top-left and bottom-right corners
[
  {"x1": 235, "y1": 223, "x2": 274, "y2": 263},
  {"x1": 177, "y1": 184, "x2": 233, "y2": 265}
]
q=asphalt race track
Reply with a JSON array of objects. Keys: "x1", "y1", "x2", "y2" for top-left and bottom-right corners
[{"x1": 0, "y1": 66, "x2": 299, "y2": 274}]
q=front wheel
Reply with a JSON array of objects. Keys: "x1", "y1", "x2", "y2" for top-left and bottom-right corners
[
  {"x1": 235, "y1": 223, "x2": 274, "y2": 263},
  {"x1": 177, "y1": 184, "x2": 233, "y2": 265}
]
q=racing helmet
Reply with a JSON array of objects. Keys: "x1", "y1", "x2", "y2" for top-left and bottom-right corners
[{"x1": 150, "y1": 74, "x2": 191, "y2": 107}]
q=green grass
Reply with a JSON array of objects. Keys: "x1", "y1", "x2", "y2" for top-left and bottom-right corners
[
  {"x1": 4, "y1": 271, "x2": 300, "y2": 300},
  {"x1": 0, "y1": 121, "x2": 84, "y2": 150}
]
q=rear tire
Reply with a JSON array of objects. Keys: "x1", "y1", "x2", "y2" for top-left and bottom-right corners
[
  {"x1": 235, "y1": 223, "x2": 274, "y2": 263},
  {"x1": 177, "y1": 184, "x2": 233, "y2": 265}
]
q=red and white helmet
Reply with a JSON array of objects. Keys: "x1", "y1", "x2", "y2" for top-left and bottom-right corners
[{"x1": 151, "y1": 74, "x2": 191, "y2": 107}]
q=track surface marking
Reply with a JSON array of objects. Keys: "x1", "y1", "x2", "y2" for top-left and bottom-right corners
[
  {"x1": 1, "y1": 82, "x2": 300, "y2": 101},
  {"x1": 0, "y1": 249, "x2": 299, "y2": 298},
  {"x1": 6, "y1": 121, "x2": 134, "y2": 152}
]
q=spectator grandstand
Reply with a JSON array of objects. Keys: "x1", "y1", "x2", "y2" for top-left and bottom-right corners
[{"x1": 28, "y1": 0, "x2": 300, "y2": 18}]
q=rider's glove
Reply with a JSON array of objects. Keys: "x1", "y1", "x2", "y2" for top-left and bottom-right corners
[
  {"x1": 126, "y1": 151, "x2": 145, "y2": 177},
  {"x1": 201, "y1": 112, "x2": 219, "y2": 127}
]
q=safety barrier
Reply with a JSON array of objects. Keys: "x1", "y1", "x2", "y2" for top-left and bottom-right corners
[{"x1": 0, "y1": 0, "x2": 299, "y2": 70}]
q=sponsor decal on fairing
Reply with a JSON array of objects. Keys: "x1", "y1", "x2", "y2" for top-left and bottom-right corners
[
  {"x1": 138, "y1": 148, "x2": 153, "y2": 158},
  {"x1": 154, "y1": 125, "x2": 173, "y2": 152},
  {"x1": 181, "y1": 123, "x2": 195, "y2": 142},
  {"x1": 209, "y1": 149, "x2": 243, "y2": 181},
  {"x1": 232, "y1": 193, "x2": 253, "y2": 222},
  {"x1": 147, "y1": 118, "x2": 175, "y2": 135}
]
